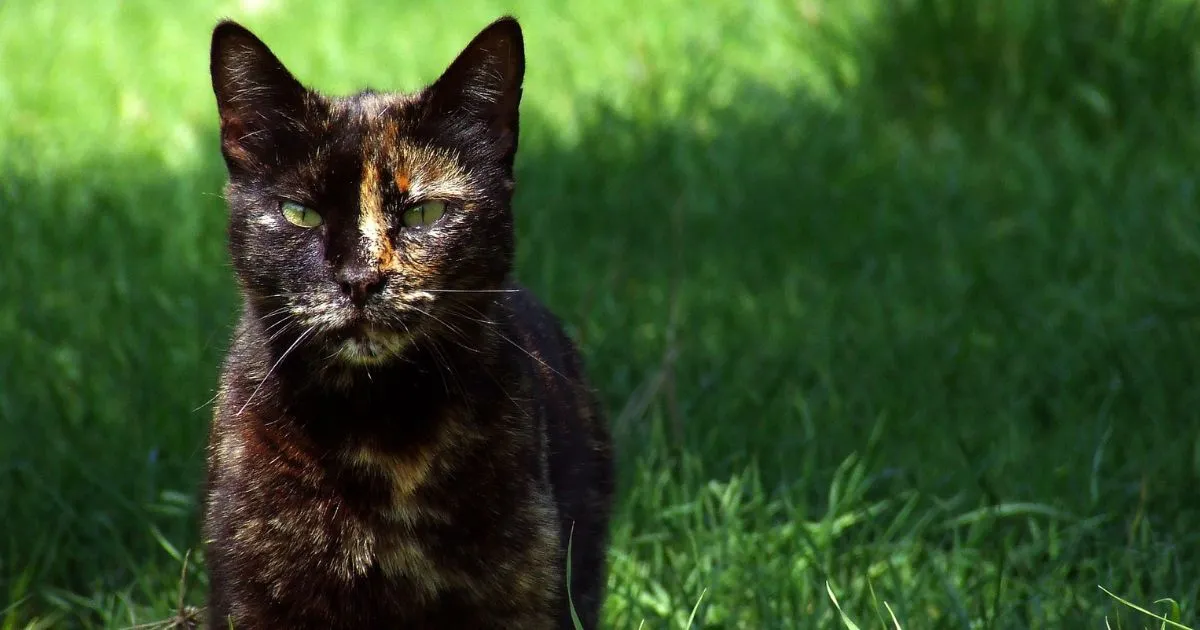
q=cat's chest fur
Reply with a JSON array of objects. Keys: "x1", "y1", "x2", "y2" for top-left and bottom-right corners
[{"x1": 204, "y1": 317, "x2": 565, "y2": 628}]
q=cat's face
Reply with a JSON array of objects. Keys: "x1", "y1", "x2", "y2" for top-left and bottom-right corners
[{"x1": 210, "y1": 18, "x2": 523, "y2": 367}]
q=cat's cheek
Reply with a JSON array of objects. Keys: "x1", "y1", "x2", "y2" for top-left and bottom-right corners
[
  {"x1": 249, "y1": 212, "x2": 284, "y2": 231},
  {"x1": 291, "y1": 236, "x2": 329, "y2": 282}
]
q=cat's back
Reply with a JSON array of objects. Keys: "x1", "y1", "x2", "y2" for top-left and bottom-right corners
[{"x1": 503, "y1": 281, "x2": 616, "y2": 628}]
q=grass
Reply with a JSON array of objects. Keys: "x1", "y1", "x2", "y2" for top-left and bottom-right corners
[{"x1": 2, "y1": 0, "x2": 1200, "y2": 627}]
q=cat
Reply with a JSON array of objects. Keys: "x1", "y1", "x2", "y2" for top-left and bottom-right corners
[{"x1": 201, "y1": 16, "x2": 615, "y2": 629}]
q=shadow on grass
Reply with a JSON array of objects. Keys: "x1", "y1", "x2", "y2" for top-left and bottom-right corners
[
  {"x1": 537, "y1": 63, "x2": 1200, "y2": 623},
  {"x1": 5, "y1": 4, "x2": 1200, "y2": 624},
  {"x1": 0, "y1": 156, "x2": 235, "y2": 623}
]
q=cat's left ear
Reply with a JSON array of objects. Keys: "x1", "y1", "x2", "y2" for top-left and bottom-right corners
[{"x1": 425, "y1": 17, "x2": 525, "y2": 156}]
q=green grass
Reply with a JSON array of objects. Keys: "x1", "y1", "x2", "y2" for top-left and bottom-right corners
[{"x1": 3, "y1": 0, "x2": 1200, "y2": 627}]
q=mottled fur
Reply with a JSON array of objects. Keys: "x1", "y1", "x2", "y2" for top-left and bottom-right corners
[{"x1": 202, "y1": 17, "x2": 614, "y2": 629}]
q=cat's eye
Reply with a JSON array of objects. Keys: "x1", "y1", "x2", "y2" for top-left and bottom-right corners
[
  {"x1": 401, "y1": 201, "x2": 446, "y2": 229},
  {"x1": 281, "y1": 201, "x2": 323, "y2": 228}
]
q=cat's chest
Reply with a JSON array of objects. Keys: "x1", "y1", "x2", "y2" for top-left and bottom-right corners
[
  {"x1": 216, "y1": 427, "x2": 559, "y2": 623},
  {"x1": 217, "y1": 396, "x2": 464, "y2": 528},
  {"x1": 219, "y1": 437, "x2": 463, "y2": 600},
  {"x1": 212, "y1": 377, "x2": 553, "y2": 597}
]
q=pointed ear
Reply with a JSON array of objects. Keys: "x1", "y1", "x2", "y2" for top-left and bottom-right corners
[
  {"x1": 425, "y1": 17, "x2": 525, "y2": 159},
  {"x1": 210, "y1": 21, "x2": 310, "y2": 171}
]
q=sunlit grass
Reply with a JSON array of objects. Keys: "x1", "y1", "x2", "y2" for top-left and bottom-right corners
[{"x1": 2, "y1": 0, "x2": 1199, "y2": 627}]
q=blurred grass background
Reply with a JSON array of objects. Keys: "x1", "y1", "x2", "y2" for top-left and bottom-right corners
[{"x1": 3, "y1": 0, "x2": 1200, "y2": 627}]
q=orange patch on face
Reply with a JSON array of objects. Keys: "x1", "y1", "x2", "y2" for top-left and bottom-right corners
[
  {"x1": 395, "y1": 171, "x2": 410, "y2": 194},
  {"x1": 359, "y1": 151, "x2": 401, "y2": 270},
  {"x1": 377, "y1": 235, "x2": 398, "y2": 270}
]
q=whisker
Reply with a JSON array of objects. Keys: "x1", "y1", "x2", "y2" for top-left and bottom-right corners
[
  {"x1": 265, "y1": 320, "x2": 298, "y2": 345},
  {"x1": 249, "y1": 293, "x2": 298, "y2": 303},
  {"x1": 235, "y1": 325, "x2": 316, "y2": 418},
  {"x1": 257, "y1": 311, "x2": 296, "y2": 335},
  {"x1": 441, "y1": 332, "x2": 532, "y2": 423},
  {"x1": 444, "y1": 301, "x2": 572, "y2": 382},
  {"x1": 258, "y1": 311, "x2": 299, "y2": 342},
  {"x1": 406, "y1": 304, "x2": 478, "y2": 351},
  {"x1": 493, "y1": 327, "x2": 570, "y2": 381},
  {"x1": 190, "y1": 390, "x2": 221, "y2": 414},
  {"x1": 422, "y1": 289, "x2": 520, "y2": 294},
  {"x1": 261, "y1": 313, "x2": 295, "y2": 336},
  {"x1": 256, "y1": 308, "x2": 294, "y2": 324},
  {"x1": 418, "y1": 335, "x2": 455, "y2": 397}
]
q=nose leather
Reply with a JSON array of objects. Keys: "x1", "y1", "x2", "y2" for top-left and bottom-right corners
[{"x1": 335, "y1": 263, "x2": 384, "y2": 306}]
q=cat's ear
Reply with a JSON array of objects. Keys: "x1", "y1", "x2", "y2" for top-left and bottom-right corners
[
  {"x1": 210, "y1": 21, "x2": 310, "y2": 171},
  {"x1": 425, "y1": 17, "x2": 525, "y2": 155}
]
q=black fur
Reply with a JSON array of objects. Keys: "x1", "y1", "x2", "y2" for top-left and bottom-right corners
[{"x1": 202, "y1": 17, "x2": 614, "y2": 629}]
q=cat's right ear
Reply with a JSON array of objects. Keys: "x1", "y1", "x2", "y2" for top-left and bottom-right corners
[{"x1": 210, "y1": 21, "x2": 309, "y2": 172}]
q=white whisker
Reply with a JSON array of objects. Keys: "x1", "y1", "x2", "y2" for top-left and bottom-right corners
[
  {"x1": 235, "y1": 325, "x2": 316, "y2": 418},
  {"x1": 444, "y1": 301, "x2": 571, "y2": 382},
  {"x1": 422, "y1": 289, "x2": 519, "y2": 294},
  {"x1": 406, "y1": 304, "x2": 484, "y2": 355},
  {"x1": 265, "y1": 320, "x2": 298, "y2": 345},
  {"x1": 419, "y1": 336, "x2": 456, "y2": 397}
]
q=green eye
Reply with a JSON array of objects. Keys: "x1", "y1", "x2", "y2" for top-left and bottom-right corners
[
  {"x1": 401, "y1": 201, "x2": 446, "y2": 229},
  {"x1": 281, "y1": 201, "x2": 323, "y2": 228}
]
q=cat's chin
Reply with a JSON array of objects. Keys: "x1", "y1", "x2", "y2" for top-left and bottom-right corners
[{"x1": 331, "y1": 326, "x2": 413, "y2": 367}]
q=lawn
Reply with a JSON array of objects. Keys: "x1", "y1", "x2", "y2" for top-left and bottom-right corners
[{"x1": 3, "y1": 0, "x2": 1200, "y2": 627}]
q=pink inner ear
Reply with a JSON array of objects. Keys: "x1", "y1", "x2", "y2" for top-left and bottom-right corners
[{"x1": 220, "y1": 114, "x2": 255, "y2": 166}]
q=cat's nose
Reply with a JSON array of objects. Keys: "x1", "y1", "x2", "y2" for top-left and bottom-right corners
[{"x1": 336, "y1": 267, "x2": 385, "y2": 307}]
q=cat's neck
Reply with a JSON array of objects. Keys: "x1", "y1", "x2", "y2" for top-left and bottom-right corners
[{"x1": 227, "y1": 294, "x2": 517, "y2": 454}]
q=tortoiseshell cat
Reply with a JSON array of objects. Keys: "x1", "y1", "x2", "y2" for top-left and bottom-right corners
[{"x1": 202, "y1": 16, "x2": 614, "y2": 629}]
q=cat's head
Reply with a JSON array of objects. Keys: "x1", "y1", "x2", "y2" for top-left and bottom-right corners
[{"x1": 210, "y1": 17, "x2": 523, "y2": 368}]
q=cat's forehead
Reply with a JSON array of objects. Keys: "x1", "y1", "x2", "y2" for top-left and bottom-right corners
[
  {"x1": 317, "y1": 91, "x2": 476, "y2": 204},
  {"x1": 336, "y1": 89, "x2": 417, "y2": 121},
  {"x1": 323, "y1": 90, "x2": 419, "y2": 149}
]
